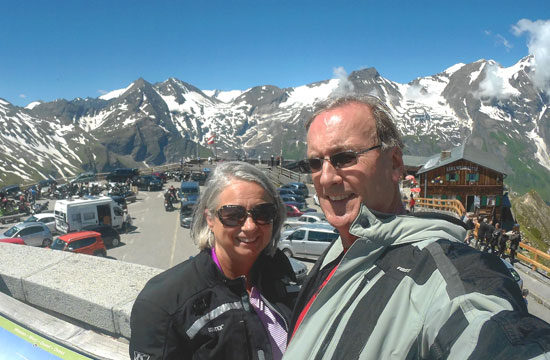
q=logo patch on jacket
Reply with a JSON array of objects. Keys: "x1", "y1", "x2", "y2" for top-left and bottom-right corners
[{"x1": 134, "y1": 351, "x2": 151, "y2": 360}]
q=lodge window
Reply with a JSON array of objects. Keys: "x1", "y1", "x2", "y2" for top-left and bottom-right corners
[
  {"x1": 467, "y1": 173, "x2": 479, "y2": 182},
  {"x1": 447, "y1": 173, "x2": 458, "y2": 182}
]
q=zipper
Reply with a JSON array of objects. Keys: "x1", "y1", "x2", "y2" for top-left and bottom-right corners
[{"x1": 260, "y1": 293, "x2": 289, "y2": 331}]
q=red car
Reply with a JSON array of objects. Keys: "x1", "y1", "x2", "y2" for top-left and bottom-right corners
[
  {"x1": 50, "y1": 231, "x2": 107, "y2": 256},
  {"x1": 285, "y1": 204, "x2": 303, "y2": 217},
  {"x1": 0, "y1": 237, "x2": 25, "y2": 245}
]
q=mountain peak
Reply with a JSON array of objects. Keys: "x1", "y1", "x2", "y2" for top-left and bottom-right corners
[{"x1": 349, "y1": 67, "x2": 381, "y2": 80}]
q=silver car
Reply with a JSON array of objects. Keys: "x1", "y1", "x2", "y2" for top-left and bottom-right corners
[
  {"x1": 22, "y1": 213, "x2": 56, "y2": 234},
  {"x1": 283, "y1": 212, "x2": 327, "y2": 230},
  {"x1": 278, "y1": 225, "x2": 339, "y2": 260},
  {"x1": 2, "y1": 222, "x2": 53, "y2": 247}
]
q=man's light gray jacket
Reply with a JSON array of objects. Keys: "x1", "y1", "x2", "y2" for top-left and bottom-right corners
[{"x1": 284, "y1": 205, "x2": 550, "y2": 359}]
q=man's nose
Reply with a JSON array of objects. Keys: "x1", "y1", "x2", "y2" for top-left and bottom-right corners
[{"x1": 319, "y1": 159, "x2": 342, "y2": 187}]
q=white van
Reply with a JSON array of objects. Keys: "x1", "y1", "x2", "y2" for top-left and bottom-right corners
[{"x1": 54, "y1": 196, "x2": 126, "y2": 233}]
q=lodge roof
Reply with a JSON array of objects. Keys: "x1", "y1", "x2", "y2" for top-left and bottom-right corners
[
  {"x1": 403, "y1": 155, "x2": 431, "y2": 168},
  {"x1": 416, "y1": 143, "x2": 507, "y2": 175}
]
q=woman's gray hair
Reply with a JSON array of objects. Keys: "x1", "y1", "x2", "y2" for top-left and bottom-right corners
[
  {"x1": 190, "y1": 161, "x2": 287, "y2": 256},
  {"x1": 306, "y1": 95, "x2": 404, "y2": 150}
]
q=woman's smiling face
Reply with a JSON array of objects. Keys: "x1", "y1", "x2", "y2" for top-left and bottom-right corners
[{"x1": 206, "y1": 180, "x2": 273, "y2": 275}]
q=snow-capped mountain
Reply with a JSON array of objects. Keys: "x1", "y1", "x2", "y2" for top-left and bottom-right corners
[{"x1": 2, "y1": 55, "x2": 550, "y2": 201}]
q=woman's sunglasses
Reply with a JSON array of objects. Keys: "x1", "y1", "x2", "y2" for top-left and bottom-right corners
[
  {"x1": 216, "y1": 203, "x2": 277, "y2": 227},
  {"x1": 299, "y1": 145, "x2": 382, "y2": 173}
]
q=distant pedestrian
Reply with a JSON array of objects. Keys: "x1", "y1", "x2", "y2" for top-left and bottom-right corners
[
  {"x1": 499, "y1": 228, "x2": 508, "y2": 258},
  {"x1": 477, "y1": 217, "x2": 489, "y2": 250},
  {"x1": 409, "y1": 196, "x2": 415, "y2": 213},
  {"x1": 509, "y1": 225, "x2": 521, "y2": 265},
  {"x1": 271, "y1": 154, "x2": 275, "y2": 167},
  {"x1": 490, "y1": 223, "x2": 500, "y2": 254},
  {"x1": 522, "y1": 289, "x2": 530, "y2": 306}
]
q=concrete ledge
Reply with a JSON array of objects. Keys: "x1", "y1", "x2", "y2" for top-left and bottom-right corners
[{"x1": 0, "y1": 243, "x2": 162, "y2": 339}]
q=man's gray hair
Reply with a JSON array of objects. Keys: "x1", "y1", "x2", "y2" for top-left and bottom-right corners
[
  {"x1": 306, "y1": 95, "x2": 404, "y2": 150},
  {"x1": 190, "y1": 161, "x2": 287, "y2": 256}
]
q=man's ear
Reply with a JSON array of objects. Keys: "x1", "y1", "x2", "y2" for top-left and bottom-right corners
[
  {"x1": 391, "y1": 147, "x2": 405, "y2": 183},
  {"x1": 205, "y1": 209, "x2": 214, "y2": 230}
]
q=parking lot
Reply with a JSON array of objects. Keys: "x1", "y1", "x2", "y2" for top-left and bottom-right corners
[{"x1": 0, "y1": 180, "x2": 319, "y2": 272}]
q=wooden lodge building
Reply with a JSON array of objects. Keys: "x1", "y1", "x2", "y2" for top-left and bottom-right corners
[{"x1": 410, "y1": 144, "x2": 507, "y2": 220}]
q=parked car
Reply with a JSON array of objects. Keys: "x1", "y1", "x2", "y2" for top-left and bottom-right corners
[
  {"x1": 70, "y1": 171, "x2": 96, "y2": 184},
  {"x1": 280, "y1": 182, "x2": 309, "y2": 197},
  {"x1": 82, "y1": 224, "x2": 121, "y2": 248},
  {"x1": 285, "y1": 201, "x2": 316, "y2": 213},
  {"x1": 50, "y1": 230, "x2": 107, "y2": 256},
  {"x1": 109, "y1": 195, "x2": 127, "y2": 210},
  {"x1": 1, "y1": 184, "x2": 21, "y2": 198},
  {"x1": 0, "y1": 237, "x2": 25, "y2": 245},
  {"x1": 38, "y1": 179, "x2": 58, "y2": 188},
  {"x1": 190, "y1": 171, "x2": 208, "y2": 185},
  {"x1": 277, "y1": 188, "x2": 305, "y2": 203},
  {"x1": 313, "y1": 194, "x2": 320, "y2": 206},
  {"x1": 501, "y1": 258, "x2": 523, "y2": 289},
  {"x1": 106, "y1": 168, "x2": 140, "y2": 183},
  {"x1": 2, "y1": 222, "x2": 53, "y2": 247},
  {"x1": 288, "y1": 257, "x2": 308, "y2": 284},
  {"x1": 280, "y1": 194, "x2": 304, "y2": 204},
  {"x1": 152, "y1": 172, "x2": 167, "y2": 183},
  {"x1": 278, "y1": 225, "x2": 339, "y2": 260},
  {"x1": 285, "y1": 204, "x2": 303, "y2": 218},
  {"x1": 283, "y1": 212, "x2": 327, "y2": 230},
  {"x1": 136, "y1": 175, "x2": 163, "y2": 191},
  {"x1": 180, "y1": 200, "x2": 196, "y2": 228},
  {"x1": 117, "y1": 190, "x2": 137, "y2": 203},
  {"x1": 22, "y1": 213, "x2": 56, "y2": 234}
]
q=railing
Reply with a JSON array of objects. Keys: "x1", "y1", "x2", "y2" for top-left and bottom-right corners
[
  {"x1": 264, "y1": 166, "x2": 309, "y2": 186},
  {"x1": 517, "y1": 243, "x2": 550, "y2": 273},
  {"x1": 414, "y1": 197, "x2": 550, "y2": 275},
  {"x1": 415, "y1": 197, "x2": 465, "y2": 218}
]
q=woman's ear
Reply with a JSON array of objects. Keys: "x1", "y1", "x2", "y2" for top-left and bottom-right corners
[{"x1": 205, "y1": 209, "x2": 214, "y2": 230}]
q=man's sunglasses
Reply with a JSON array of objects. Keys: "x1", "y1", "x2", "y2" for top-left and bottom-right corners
[
  {"x1": 216, "y1": 203, "x2": 277, "y2": 227},
  {"x1": 299, "y1": 144, "x2": 382, "y2": 173}
]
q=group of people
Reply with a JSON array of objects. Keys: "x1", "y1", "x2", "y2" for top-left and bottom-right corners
[
  {"x1": 129, "y1": 95, "x2": 550, "y2": 359},
  {"x1": 465, "y1": 215, "x2": 522, "y2": 263}
]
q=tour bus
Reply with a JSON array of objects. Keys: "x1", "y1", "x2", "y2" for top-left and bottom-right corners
[
  {"x1": 179, "y1": 181, "x2": 200, "y2": 202},
  {"x1": 54, "y1": 196, "x2": 126, "y2": 234}
]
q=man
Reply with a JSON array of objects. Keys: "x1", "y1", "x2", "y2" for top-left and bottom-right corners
[
  {"x1": 284, "y1": 95, "x2": 550, "y2": 359},
  {"x1": 509, "y1": 224, "x2": 522, "y2": 265}
]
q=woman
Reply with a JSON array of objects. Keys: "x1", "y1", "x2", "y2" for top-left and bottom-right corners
[{"x1": 130, "y1": 162, "x2": 297, "y2": 360}]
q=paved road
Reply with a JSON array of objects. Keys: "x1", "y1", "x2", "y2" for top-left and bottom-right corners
[{"x1": 108, "y1": 184, "x2": 199, "y2": 270}]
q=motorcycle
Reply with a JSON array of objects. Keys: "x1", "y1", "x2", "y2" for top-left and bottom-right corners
[
  {"x1": 31, "y1": 201, "x2": 49, "y2": 215},
  {"x1": 164, "y1": 199, "x2": 174, "y2": 212}
]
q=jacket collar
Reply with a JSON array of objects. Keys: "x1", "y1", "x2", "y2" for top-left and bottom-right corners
[{"x1": 321, "y1": 204, "x2": 467, "y2": 269}]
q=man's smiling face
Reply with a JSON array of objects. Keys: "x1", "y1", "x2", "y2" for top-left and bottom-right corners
[{"x1": 307, "y1": 102, "x2": 402, "y2": 245}]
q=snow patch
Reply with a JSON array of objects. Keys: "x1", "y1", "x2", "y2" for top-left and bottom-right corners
[
  {"x1": 99, "y1": 83, "x2": 133, "y2": 100},
  {"x1": 25, "y1": 101, "x2": 41, "y2": 110}
]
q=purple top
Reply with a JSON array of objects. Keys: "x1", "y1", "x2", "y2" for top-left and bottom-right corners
[{"x1": 210, "y1": 248, "x2": 287, "y2": 359}]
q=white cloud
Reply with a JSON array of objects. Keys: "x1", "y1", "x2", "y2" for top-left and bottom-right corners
[
  {"x1": 97, "y1": 89, "x2": 108, "y2": 95},
  {"x1": 474, "y1": 63, "x2": 516, "y2": 100},
  {"x1": 484, "y1": 29, "x2": 512, "y2": 52},
  {"x1": 496, "y1": 34, "x2": 512, "y2": 52},
  {"x1": 331, "y1": 66, "x2": 355, "y2": 96},
  {"x1": 512, "y1": 19, "x2": 550, "y2": 94},
  {"x1": 18, "y1": 94, "x2": 26, "y2": 99},
  {"x1": 405, "y1": 84, "x2": 427, "y2": 101}
]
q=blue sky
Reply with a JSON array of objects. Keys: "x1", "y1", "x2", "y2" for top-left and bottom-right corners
[{"x1": 1, "y1": 0, "x2": 548, "y2": 106}]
